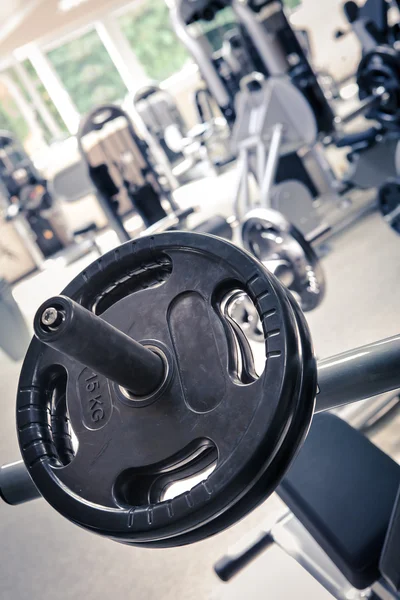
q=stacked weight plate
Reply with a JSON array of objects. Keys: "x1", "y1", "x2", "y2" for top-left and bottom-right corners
[{"x1": 17, "y1": 232, "x2": 317, "y2": 546}]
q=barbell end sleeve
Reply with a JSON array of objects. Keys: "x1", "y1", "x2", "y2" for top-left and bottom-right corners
[
  {"x1": 34, "y1": 295, "x2": 166, "y2": 398},
  {"x1": 0, "y1": 461, "x2": 41, "y2": 505}
]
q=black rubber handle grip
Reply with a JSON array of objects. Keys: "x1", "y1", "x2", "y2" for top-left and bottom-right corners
[{"x1": 214, "y1": 531, "x2": 274, "y2": 582}]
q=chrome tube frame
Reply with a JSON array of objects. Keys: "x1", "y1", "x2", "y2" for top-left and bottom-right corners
[
  {"x1": 168, "y1": 4, "x2": 231, "y2": 109},
  {"x1": 316, "y1": 335, "x2": 400, "y2": 413}
]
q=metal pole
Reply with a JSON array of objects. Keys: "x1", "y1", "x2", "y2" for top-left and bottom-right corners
[
  {"x1": 260, "y1": 124, "x2": 283, "y2": 207},
  {"x1": 168, "y1": 5, "x2": 231, "y2": 109},
  {"x1": 316, "y1": 335, "x2": 400, "y2": 412},
  {"x1": 256, "y1": 139, "x2": 265, "y2": 192},
  {"x1": 234, "y1": 147, "x2": 251, "y2": 220}
]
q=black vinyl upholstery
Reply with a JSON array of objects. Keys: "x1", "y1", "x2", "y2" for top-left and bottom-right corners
[{"x1": 278, "y1": 413, "x2": 400, "y2": 589}]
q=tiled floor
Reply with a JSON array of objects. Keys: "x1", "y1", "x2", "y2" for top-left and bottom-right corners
[{"x1": 1, "y1": 168, "x2": 400, "y2": 600}]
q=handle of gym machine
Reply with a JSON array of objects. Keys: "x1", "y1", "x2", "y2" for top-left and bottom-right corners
[
  {"x1": 214, "y1": 530, "x2": 275, "y2": 581},
  {"x1": 336, "y1": 89, "x2": 384, "y2": 125},
  {"x1": 0, "y1": 461, "x2": 41, "y2": 505}
]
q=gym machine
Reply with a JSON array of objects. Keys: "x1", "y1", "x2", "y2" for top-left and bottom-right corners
[
  {"x1": 336, "y1": 4, "x2": 400, "y2": 234},
  {"x1": 0, "y1": 131, "x2": 69, "y2": 268},
  {"x1": 78, "y1": 102, "x2": 242, "y2": 246},
  {"x1": 336, "y1": 0, "x2": 400, "y2": 53},
  {"x1": 170, "y1": 0, "x2": 400, "y2": 151},
  {"x1": 231, "y1": 73, "x2": 326, "y2": 235},
  {"x1": 1, "y1": 232, "x2": 400, "y2": 600},
  {"x1": 168, "y1": 0, "x2": 336, "y2": 133},
  {"x1": 131, "y1": 83, "x2": 231, "y2": 179},
  {"x1": 132, "y1": 83, "x2": 195, "y2": 181},
  {"x1": 169, "y1": 1, "x2": 400, "y2": 237},
  {"x1": 77, "y1": 104, "x2": 184, "y2": 244}
]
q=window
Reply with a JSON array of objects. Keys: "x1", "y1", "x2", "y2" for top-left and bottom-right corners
[
  {"x1": 283, "y1": 0, "x2": 301, "y2": 10},
  {"x1": 191, "y1": 6, "x2": 238, "y2": 52},
  {"x1": 22, "y1": 59, "x2": 68, "y2": 135},
  {"x1": 47, "y1": 29, "x2": 127, "y2": 115},
  {"x1": 5, "y1": 68, "x2": 55, "y2": 144},
  {"x1": 0, "y1": 75, "x2": 30, "y2": 147},
  {"x1": 119, "y1": 0, "x2": 191, "y2": 82}
]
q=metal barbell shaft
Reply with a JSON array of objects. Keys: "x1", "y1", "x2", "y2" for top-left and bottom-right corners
[
  {"x1": 316, "y1": 335, "x2": 400, "y2": 412},
  {"x1": 0, "y1": 461, "x2": 41, "y2": 505},
  {"x1": 34, "y1": 295, "x2": 165, "y2": 397}
]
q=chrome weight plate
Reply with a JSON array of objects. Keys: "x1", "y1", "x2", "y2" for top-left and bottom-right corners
[{"x1": 241, "y1": 208, "x2": 325, "y2": 313}]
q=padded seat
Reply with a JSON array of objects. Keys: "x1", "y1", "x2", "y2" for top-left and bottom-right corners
[{"x1": 278, "y1": 413, "x2": 400, "y2": 589}]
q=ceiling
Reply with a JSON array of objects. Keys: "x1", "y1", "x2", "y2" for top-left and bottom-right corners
[
  {"x1": 0, "y1": 0, "x2": 136, "y2": 60},
  {"x1": 0, "y1": 0, "x2": 29, "y2": 23}
]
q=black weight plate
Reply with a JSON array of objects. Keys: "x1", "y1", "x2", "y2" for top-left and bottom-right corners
[
  {"x1": 356, "y1": 46, "x2": 400, "y2": 126},
  {"x1": 17, "y1": 232, "x2": 314, "y2": 545},
  {"x1": 241, "y1": 208, "x2": 325, "y2": 312},
  {"x1": 378, "y1": 178, "x2": 400, "y2": 234}
]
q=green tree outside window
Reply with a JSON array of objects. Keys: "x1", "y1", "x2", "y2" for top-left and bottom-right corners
[
  {"x1": 0, "y1": 76, "x2": 30, "y2": 145},
  {"x1": 47, "y1": 29, "x2": 127, "y2": 115},
  {"x1": 192, "y1": 6, "x2": 238, "y2": 52},
  {"x1": 119, "y1": 0, "x2": 191, "y2": 82},
  {"x1": 284, "y1": 0, "x2": 301, "y2": 10}
]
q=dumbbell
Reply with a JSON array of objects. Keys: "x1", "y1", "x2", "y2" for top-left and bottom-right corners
[{"x1": 3, "y1": 232, "x2": 400, "y2": 550}]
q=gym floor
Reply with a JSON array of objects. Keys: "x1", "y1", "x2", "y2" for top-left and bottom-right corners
[{"x1": 1, "y1": 167, "x2": 400, "y2": 600}]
